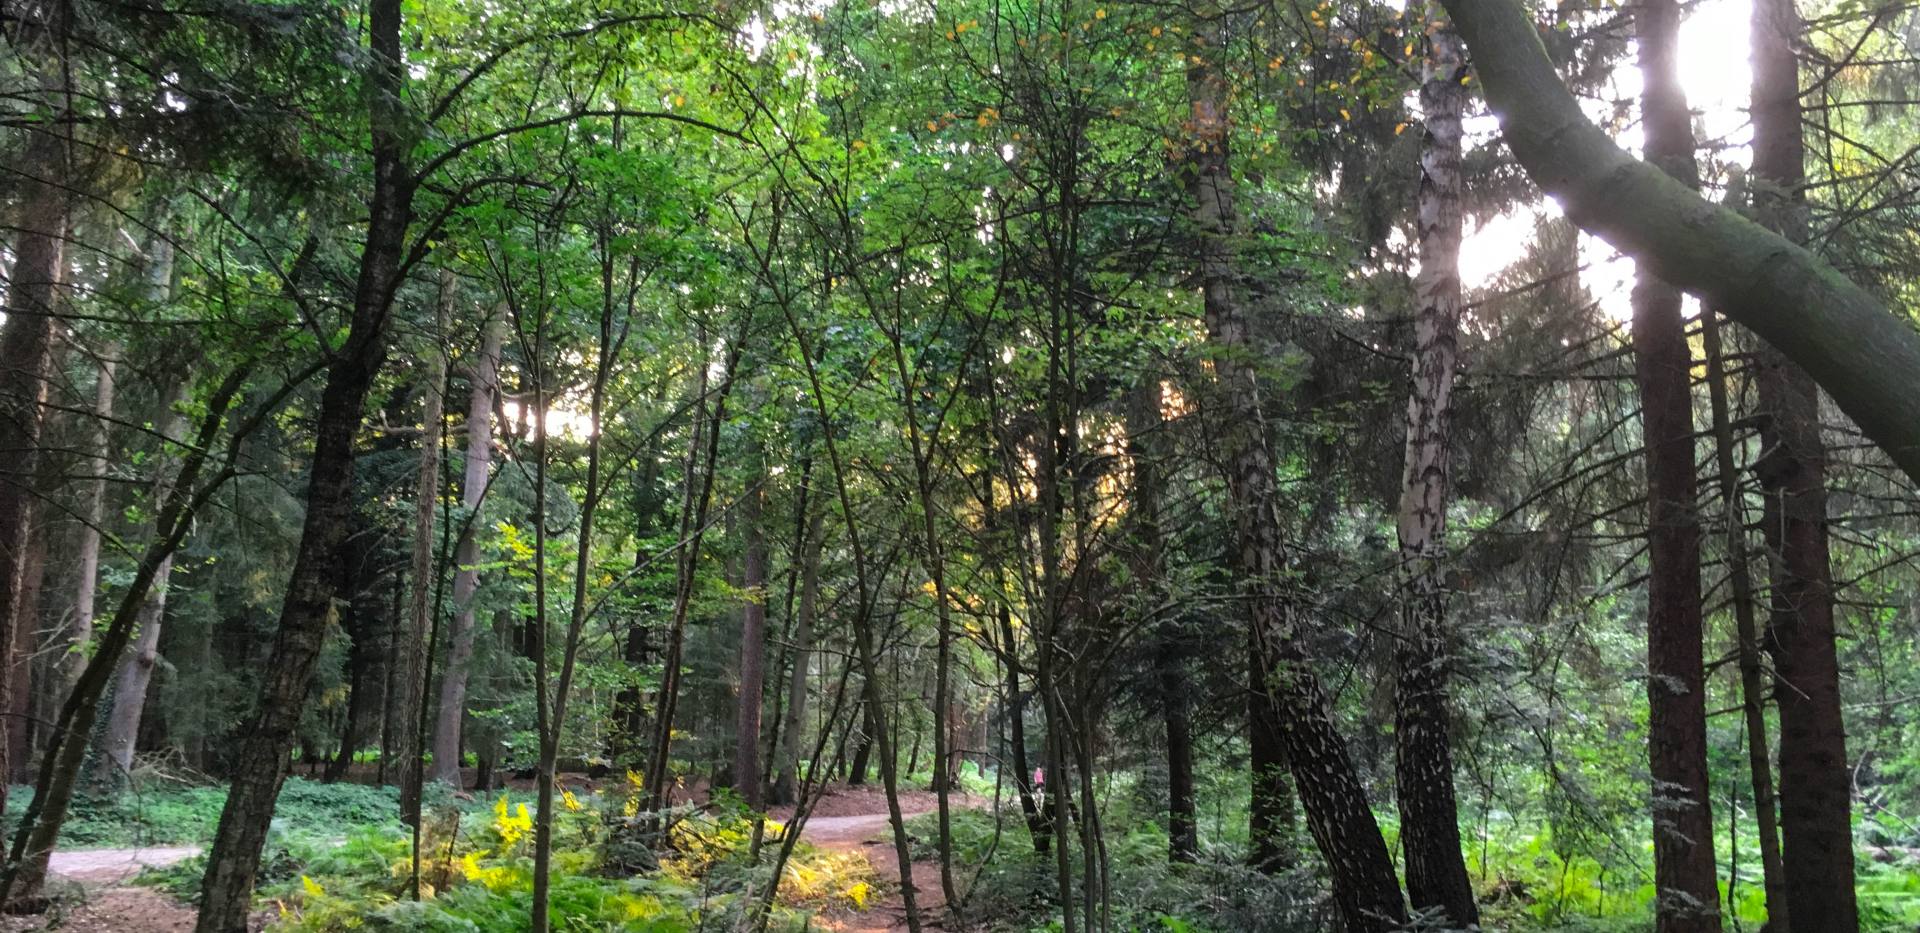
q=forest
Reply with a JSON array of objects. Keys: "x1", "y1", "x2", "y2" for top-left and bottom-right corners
[{"x1": 0, "y1": 0, "x2": 1917, "y2": 930}]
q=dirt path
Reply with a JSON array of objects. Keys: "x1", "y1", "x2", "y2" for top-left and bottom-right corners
[
  {"x1": 797, "y1": 804, "x2": 954, "y2": 932},
  {"x1": 0, "y1": 846, "x2": 202, "y2": 932}
]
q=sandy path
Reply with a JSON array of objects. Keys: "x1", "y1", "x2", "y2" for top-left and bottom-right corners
[
  {"x1": 0, "y1": 845, "x2": 202, "y2": 932},
  {"x1": 797, "y1": 807, "x2": 952, "y2": 933}
]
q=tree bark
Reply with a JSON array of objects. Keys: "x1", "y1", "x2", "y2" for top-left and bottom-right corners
[
  {"x1": 431, "y1": 312, "x2": 501, "y2": 786},
  {"x1": 1190, "y1": 24, "x2": 1405, "y2": 931},
  {"x1": 1439, "y1": 0, "x2": 1920, "y2": 487},
  {"x1": 195, "y1": 2, "x2": 411, "y2": 927},
  {"x1": 1392, "y1": 6, "x2": 1479, "y2": 925},
  {"x1": 1631, "y1": 3, "x2": 1721, "y2": 930},
  {"x1": 1749, "y1": 0, "x2": 1857, "y2": 923}
]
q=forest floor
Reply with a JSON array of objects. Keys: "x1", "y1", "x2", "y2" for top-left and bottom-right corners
[
  {"x1": 0, "y1": 783, "x2": 971, "y2": 932},
  {"x1": 792, "y1": 785, "x2": 968, "y2": 932},
  {"x1": 0, "y1": 845, "x2": 202, "y2": 932}
]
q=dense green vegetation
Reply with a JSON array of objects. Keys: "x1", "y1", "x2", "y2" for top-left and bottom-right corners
[{"x1": 0, "y1": 0, "x2": 1918, "y2": 930}]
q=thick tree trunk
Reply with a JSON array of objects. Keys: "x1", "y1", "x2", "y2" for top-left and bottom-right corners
[
  {"x1": 431, "y1": 314, "x2": 501, "y2": 785},
  {"x1": 1392, "y1": 7, "x2": 1478, "y2": 925},
  {"x1": 1747, "y1": 1, "x2": 1858, "y2": 926},
  {"x1": 734, "y1": 457, "x2": 769, "y2": 810},
  {"x1": 0, "y1": 127, "x2": 71, "y2": 813},
  {"x1": 1190, "y1": 27, "x2": 1405, "y2": 931},
  {"x1": 399, "y1": 275, "x2": 451, "y2": 822},
  {"x1": 1632, "y1": 5, "x2": 1721, "y2": 929},
  {"x1": 1439, "y1": 0, "x2": 1920, "y2": 486},
  {"x1": 195, "y1": 3, "x2": 411, "y2": 928}
]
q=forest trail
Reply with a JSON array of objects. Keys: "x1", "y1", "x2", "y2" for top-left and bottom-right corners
[
  {"x1": 0, "y1": 845, "x2": 202, "y2": 932},
  {"x1": 792, "y1": 794, "x2": 957, "y2": 933}
]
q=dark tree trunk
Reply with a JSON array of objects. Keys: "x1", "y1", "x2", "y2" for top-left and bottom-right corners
[
  {"x1": 1392, "y1": 6, "x2": 1479, "y2": 926},
  {"x1": 0, "y1": 125, "x2": 71, "y2": 812},
  {"x1": 1126, "y1": 380, "x2": 1196, "y2": 863},
  {"x1": 609, "y1": 450, "x2": 665, "y2": 767},
  {"x1": 1187, "y1": 21, "x2": 1405, "y2": 931},
  {"x1": 846, "y1": 703, "x2": 873, "y2": 786},
  {"x1": 1749, "y1": 0, "x2": 1858, "y2": 926},
  {"x1": 1633, "y1": 4, "x2": 1720, "y2": 929},
  {"x1": 1702, "y1": 302, "x2": 1789, "y2": 925},
  {"x1": 195, "y1": 3, "x2": 412, "y2": 927}
]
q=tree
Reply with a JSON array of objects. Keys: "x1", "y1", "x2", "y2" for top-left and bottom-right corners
[{"x1": 1392, "y1": 4, "x2": 1478, "y2": 925}]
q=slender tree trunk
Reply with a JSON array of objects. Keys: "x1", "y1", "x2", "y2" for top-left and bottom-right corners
[
  {"x1": 399, "y1": 274, "x2": 451, "y2": 823},
  {"x1": 772, "y1": 505, "x2": 824, "y2": 805},
  {"x1": 1632, "y1": 5, "x2": 1721, "y2": 929},
  {"x1": 431, "y1": 313, "x2": 501, "y2": 785},
  {"x1": 1392, "y1": 6, "x2": 1479, "y2": 926},
  {"x1": 0, "y1": 124, "x2": 72, "y2": 816},
  {"x1": 195, "y1": 3, "x2": 411, "y2": 927},
  {"x1": 1748, "y1": 1, "x2": 1858, "y2": 926},
  {"x1": 1190, "y1": 22, "x2": 1405, "y2": 931},
  {"x1": 1126, "y1": 380, "x2": 1196, "y2": 863},
  {"x1": 734, "y1": 451, "x2": 769, "y2": 810},
  {"x1": 1702, "y1": 306, "x2": 1788, "y2": 925},
  {"x1": 63, "y1": 356, "x2": 114, "y2": 711}
]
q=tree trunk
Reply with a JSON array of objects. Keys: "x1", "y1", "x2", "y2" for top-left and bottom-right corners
[
  {"x1": 431, "y1": 312, "x2": 501, "y2": 785},
  {"x1": 400, "y1": 274, "x2": 451, "y2": 823},
  {"x1": 1632, "y1": 5, "x2": 1721, "y2": 929},
  {"x1": 1747, "y1": 1, "x2": 1859, "y2": 926},
  {"x1": 63, "y1": 356, "x2": 115, "y2": 727},
  {"x1": 1126, "y1": 380, "x2": 1196, "y2": 863},
  {"x1": 195, "y1": 3, "x2": 411, "y2": 927},
  {"x1": 1392, "y1": 7, "x2": 1478, "y2": 925},
  {"x1": 1188, "y1": 21, "x2": 1405, "y2": 931},
  {"x1": 772, "y1": 506, "x2": 824, "y2": 806},
  {"x1": 94, "y1": 386, "x2": 188, "y2": 791},
  {"x1": 1702, "y1": 305, "x2": 1788, "y2": 926},
  {"x1": 734, "y1": 453, "x2": 769, "y2": 810},
  {"x1": 1438, "y1": 0, "x2": 1920, "y2": 487},
  {"x1": 0, "y1": 124, "x2": 72, "y2": 815}
]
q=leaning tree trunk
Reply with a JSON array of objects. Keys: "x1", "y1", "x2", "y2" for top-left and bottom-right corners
[
  {"x1": 1189, "y1": 22, "x2": 1405, "y2": 931},
  {"x1": 1437, "y1": 0, "x2": 1920, "y2": 487},
  {"x1": 431, "y1": 313, "x2": 501, "y2": 786},
  {"x1": 1750, "y1": 0, "x2": 1858, "y2": 923},
  {"x1": 0, "y1": 125, "x2": 72, "y2": 816},
  {"x1": 195, "y1": 3, "x2": 411, "y2": 928},
  {"x1": 1392, "y1": 6, "x2": 1479, "y2": 925},
  {"x1": 1632, "y1": 4, "x2": 1721, "y2": 929}
]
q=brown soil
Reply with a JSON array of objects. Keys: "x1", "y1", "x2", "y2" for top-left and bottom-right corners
[
  {"x1": 788, "y1": 785, "x2": 972, "y2": 933},
  {"x1": 0, "y1": 846, "x2": 203, "y2": 933}
]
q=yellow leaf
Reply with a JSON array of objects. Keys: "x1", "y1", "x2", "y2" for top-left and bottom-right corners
[
  {"x1": 1339, "y1": 108, "x2": 1351, "y2": 120},
  {"x1": 301, "y1": 875, "x2": 325, "y2": 898},
  {"x1": 1095, "y1": 7, "x2": 1106, "y2": 17},
  {"x1": 1150, "y1": 25, "x2": 1162, "y2": 36},
  {"x1": 851, "y1": 139, "x2": 868, "y2": 150},
  {"x1": 1394, "y1": 121, "x2": 1409, "y2": 135},
  {"x1": 846, "y1": 881, "x2": 872, "y2": 909}
]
